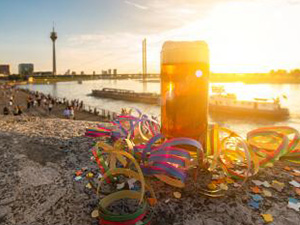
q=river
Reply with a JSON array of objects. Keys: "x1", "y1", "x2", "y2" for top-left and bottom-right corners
[{"x1": 19, "y1": 79, "x2": 300, "y2": 136}]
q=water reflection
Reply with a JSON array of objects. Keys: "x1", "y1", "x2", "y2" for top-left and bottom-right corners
[
  {"x1": 143, "y1": 81, "x2": 148, "y2": 93},
  {"x1": 19, "y1": 80, "x2": 300, "y2": 136}
]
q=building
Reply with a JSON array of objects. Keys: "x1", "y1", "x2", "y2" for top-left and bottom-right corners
[
  {"x1": 33, "y1": 71, "x2": 52, "y2": 76},
  {"x1": 0, "y1": 64, "x2": 10, "y2": 75},
  {"x1": 113, "y1": 69, "x2": 117, "y2": 75},
  {"x1": 19, "y1": 63, "x2": 34, "y2": 76}
]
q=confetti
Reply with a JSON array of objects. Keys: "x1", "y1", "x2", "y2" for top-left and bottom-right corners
[
  {"x1": 173, "y1": 192, "x2": 182, "y2": 199},
  {"x1": 220, "y1": 183, "x2": 228, "y2": 191},
  {"x1": 215, "y1": 178, "x2": 225, "y2": 184},
  {"x1": 75, "y1": 170, "x2": 83, "y2": 176},
  {"x1": 86, "y1": 172, "x2": 94, "y2": 178},
  {"x1": 117, "y1": 182, "x2": 125, "y2": 190},
  {"x1": 252, "y1": 180, "x2": 262, "y2": 186},
  {"x1": 212, "y1": 174, "x2": 219, "y2": 180},
  {"x1": 248, "y1": 200, "x2": 260, "y2": 209},
  {"x1": 251, "y1": 186, "x2": 262, "y2": 194},
  {"x1": 262, "y1": 189, "x2": 272, "y2": 197},
  {"x1": 147, "y1": 198, "x2": 157, "y2": 206},
  {"x1": 289, "y1": 180, "x2": 300, "y2": 188},
  {"x1": 295, "y1": 188, "x2": 300, "y2": 196},
  {"x1": 288, "y1": 198, "x2": 300, "y2": 212},
  {"x1": 225, "y1": 178, "x2": 234, "y2": 184},
  {"x1": 208, "y1": 183, "x2": 217, "y2": 190},
  {"x1": 91, "y1": 209, "x2": 99, "y2": 218},
  {"x1": 82, "y1": 167, "x2": 88, "y2": 171},
  {"x1": 251, "y1": 194, "x2": 263, "y2": 202},
  {"x1": 292, "y1": 172, "x2": 300, "y2": 177},
  {"x1": 233, "y1": 183, "x2": 241, "y2": 188},
  {"x1": 74, "y1": 176, "x2": 82, "y2": 181},
  {"x1": 252, "y1": 180, "x2": 270, "y2": 188},
  {"x1": 128, "y1": 178, "x2": 137, "y2": 189},
  {"x1": 261, "y1": 214, "x2": 273, "y2": 223},
  {"x1": 262, "y1": 181, "x2": 271, "y2": 188},
  {"x1": 271, "y1": 180, "x2": 285, "y2": 192},
  {"x1": 289, "y1": 197, "x2": 298, "y2": 204},
  {"x1": 284, "y1": 166, "x2": 292, "y2": 171}
]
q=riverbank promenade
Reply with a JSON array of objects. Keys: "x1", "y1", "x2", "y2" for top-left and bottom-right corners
[{"x1": 0, "y1": 85, "x2": 106, "y2": 122}]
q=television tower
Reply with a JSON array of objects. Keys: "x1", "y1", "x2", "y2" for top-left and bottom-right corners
[{"x1": 50, "y1": 26, "x2": 57, "y2": 76}]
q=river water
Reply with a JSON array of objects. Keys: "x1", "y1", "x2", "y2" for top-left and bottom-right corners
[{"x1": 19, "y1": 79, "x2": 300, "y2": 136}]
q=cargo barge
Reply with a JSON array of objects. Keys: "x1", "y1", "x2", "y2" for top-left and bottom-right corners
[{"x1": 91, "y1": 88, "x2": 160, "y2": 104}]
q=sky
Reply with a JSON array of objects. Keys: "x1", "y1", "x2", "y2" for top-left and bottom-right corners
[{"x1": 1, "y1": 0, "x2": 300, "y2": 74}]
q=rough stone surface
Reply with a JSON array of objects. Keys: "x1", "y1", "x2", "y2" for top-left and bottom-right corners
[{"x1": 0, "y1": 116, "x2": 300, "y2": 225}]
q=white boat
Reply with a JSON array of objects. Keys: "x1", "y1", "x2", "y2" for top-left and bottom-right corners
[{"x1": 209, "y1": 91, "x2": 289, "y2": 119}]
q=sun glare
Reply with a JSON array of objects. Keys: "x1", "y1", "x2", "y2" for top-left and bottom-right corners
[{"x1": 167, "y1": 1, "x2": 300, "y2": 74}]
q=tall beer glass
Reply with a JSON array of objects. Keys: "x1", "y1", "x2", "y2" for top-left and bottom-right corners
[{"x1": 161, "y1": 41, "x2": 209, "y2": 147}]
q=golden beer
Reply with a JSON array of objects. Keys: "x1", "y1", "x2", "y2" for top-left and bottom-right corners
[{"x1": 161, "y1": 41, "x2": 210, "y2": 147}]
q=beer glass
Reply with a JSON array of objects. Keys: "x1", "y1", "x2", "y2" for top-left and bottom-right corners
[{"x1": 161, "y1": 41, "x2": 210, "y2": 147}]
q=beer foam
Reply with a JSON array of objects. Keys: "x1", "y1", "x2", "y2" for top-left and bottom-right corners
[{"x1": 161, "y1": 41, "x2": 209, "y2": 64}]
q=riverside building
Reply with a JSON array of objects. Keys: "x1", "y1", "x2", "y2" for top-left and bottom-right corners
[
  {"x1": 0, "y1": 64, "x2": 10, "y2": 75},
  {"x1": 19, "y1": 63, "x2": 34, "y2": 76}
]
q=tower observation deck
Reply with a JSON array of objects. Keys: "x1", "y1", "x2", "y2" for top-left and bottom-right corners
[{"x1": 50, "y1": 27, "x2": 57, "y2": 76}]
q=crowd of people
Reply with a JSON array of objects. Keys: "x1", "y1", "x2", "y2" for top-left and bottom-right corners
[
  {"x1": 21, "y1": 89, "x2": 86, "y2": 119},
  {"x1": 0, "y1": 85, "x2": 86, "y2": 119},
  {"x1": 1, "y1": 84, "x2": 120, "y2": 121},
  {"x1": 1, "y1": 84, "x2": 23, "y2": 116}
]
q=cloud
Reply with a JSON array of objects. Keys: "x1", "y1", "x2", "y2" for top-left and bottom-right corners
[
  {"x1": 120, "y1": 0, "x2": 237, "y2": 34},
  {"x1": 287, "y1": 0, "x2": 300, "y2": 4},
  {"x1": 124, "y1": 0, "x2": 148, "y2": 10},
  {"x1": 61, "y1": 32, "x2": 147, "y2": 73}
]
